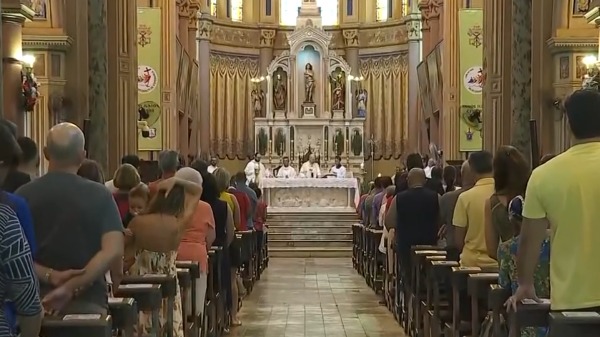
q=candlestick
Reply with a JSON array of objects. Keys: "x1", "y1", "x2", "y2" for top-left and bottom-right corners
[{"x1": 269, "y1": 139, "x2": 273, "y2": 154}]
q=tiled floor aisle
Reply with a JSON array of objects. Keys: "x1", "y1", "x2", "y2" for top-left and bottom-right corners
[{"x1": 231, "y1": 258, "x2": 407, "y2": 337}]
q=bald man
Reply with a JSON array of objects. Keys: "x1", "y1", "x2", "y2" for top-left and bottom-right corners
[
  {"x1": 17, "y1": 123, "x2": 124, "y2": 315},
  {"x1": 385, "y1": 168, "x2": 440, "y2": 285},
  {"x1": 439, "y1": 162, "x2": 473, "y2": 260}
]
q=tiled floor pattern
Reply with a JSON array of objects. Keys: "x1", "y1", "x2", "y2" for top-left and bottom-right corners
[{"x1": 231, "y1": 258, "x2": 406, "y2": 337}]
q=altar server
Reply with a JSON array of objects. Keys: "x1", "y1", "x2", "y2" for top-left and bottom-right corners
[
  {"x1": 244, "y1": 153, "x2": 267, "y2": 184},
  {"x1": 276, "y1": 157, "x2": 297, "y2": 178},
  {"x1": 300, "y1": 154, "x2": 321, "y2": 178},
  {"x1": 330, "y1": 156, "x2": 347, "y2": 178}
]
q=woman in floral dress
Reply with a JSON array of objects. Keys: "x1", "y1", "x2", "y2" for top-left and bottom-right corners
[
  {"x1": 498, "y1": 196, "x2": 550, "y2": 337},
  {"x1": 127, "y1": 173, "x2": 203, "y2": 337}
]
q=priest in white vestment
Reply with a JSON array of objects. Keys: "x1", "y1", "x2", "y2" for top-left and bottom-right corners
[
  {"x1": 244, "y1": 153, "x2": 267, "y2": 183},
  {"x1": 300, "y1": 154, "x2": 321, "y2": 178},
  {"x1": 276, "y1": 157, "x2": 296, "y2": 178},
  {"x1": 207, "y1": 157, "x2": 219, "y2": 174},
  {"x1": 330, "y1": 156, "x2": 347, "y2": 178}
]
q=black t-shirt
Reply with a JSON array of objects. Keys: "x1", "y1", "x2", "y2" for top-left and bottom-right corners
[
  {"x1": 16, "y1": 172, "x2": 123, "y2": 310},
  {"x1": 2, "y1": 170, "x2": 31, "y2": 193},
  {"x1": 394, "y1": 187, "x2": 440, "y2": 256}
]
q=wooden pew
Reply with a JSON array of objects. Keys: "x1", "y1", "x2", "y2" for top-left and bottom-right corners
[
  {"x1": 467, "y1": 272, "x2": 498, "y2": 336},
  {"x1": 121, "y1": 274, "x2": 177, "y2": 337},
  {"x1": 422, "y1": 255, "x2": 448, "y2": 337},
  {"x1": 237, "y1": 230, "x2": 254, "y2": 294},
  {"x1": 549, "y1": 311, "x2": 600, "y2": 337},
  {"x1": 114, "y1": 283, "x2": 162, "y2": 337},
  {"x1": 177, "y1": 267, "x2": 194, "y2": 337},
  {"x1": 410, "y1": 248, "x2": 446, "y2": 337},
  {"x1": 40, "y1": 314, "x2": 112, "y2": 337},
  {"x1": 176, "y1": 260, "x2": 202, "y2": 337},
  {"x1": 488, "y1": 284, "x2": 511, "y2": 336},
  {"x1": 352, "y1": 223, "x2": 361, "y2": 270},
  {"x1": 108, "y1": 297, "x2": 137, "y2": 337},
  {"x1": 427, "y1": 260, "x2": 459, "y2": 337},
  {"x1": 511, "y1": 300, "x2": 551, "y2": 336},
  {"x1": 448, "y1": 266, "x2": 483, "y2": 337},
  {"x1": 208, "y1": 246, "x2": 226, "y2": 336},
  {"x1": 368, "y1": 228, "x2": 384, "y2": 293},
  {"x1": 360, "y1": 225, "x2": 367, "y2": 277}
]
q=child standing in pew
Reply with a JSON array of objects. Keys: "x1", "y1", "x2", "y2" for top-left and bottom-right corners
[{"x1": 499, "y1": 196, "x2": 550, "y2": 337}]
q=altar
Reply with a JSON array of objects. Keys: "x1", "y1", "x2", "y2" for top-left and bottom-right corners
[{"x1": 259, "y1": 178, "x2": 359, "y2": 213}]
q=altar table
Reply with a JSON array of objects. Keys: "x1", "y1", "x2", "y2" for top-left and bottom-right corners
[{"x1": 259, "y1": 178, "x2": 360, "y2": 213}]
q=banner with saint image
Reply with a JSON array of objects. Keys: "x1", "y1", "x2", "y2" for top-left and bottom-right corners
[
  {"x1": 458, "y1": 9, "x2": 483, "y2": 152},
  {"x1": 137, "y1": 7, "x2": 163, "y2": 150}
]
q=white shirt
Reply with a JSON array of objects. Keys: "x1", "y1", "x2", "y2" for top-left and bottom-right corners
[
  {"x1": 276, "y1": 166, "x2": 297, "y2": 178},
  {"x1": 424, "y1": 166, "x2": 433, "y2": 178},
  {"x1": 207, "y1": 165, "x2": 217, "y2": 174},
  {"x1": 330, "y1": 165, "x2": 347, "y2": 178},
  {"x1": 244, "y1": 160, "x2": 267, "y2": 183},
  {"x1": 299, "y1": 161, "x2": 321, "y2": 178},
  {"x1": 105, "y1": 179, "x2": 118, "y2": 193}
]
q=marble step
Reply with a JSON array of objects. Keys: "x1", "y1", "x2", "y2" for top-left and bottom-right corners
[
  {"x1": 268, "y1": 233, "x2": 352, "y2": 241},
  {"x1": 267, "y1": 221, "x2": 356, "y2": 228},
  {"x1": 267, "y1": 225, "x2": 352, "y2": 234},
  {"x1": 269, "y1": 247, "x2": 352, "y2": 258},
  {"x1": 268, "y1": 213, "x2": 358, "y2": 222},
  {"x1": 269, "y1": 239, "x2": 352, "y2": 248}
]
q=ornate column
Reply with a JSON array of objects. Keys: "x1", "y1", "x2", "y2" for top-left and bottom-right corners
[
  {"x1": 1, "y1": 1, "x2": 33, "y2": 131},
  {"x1": 419, "y1": 2, "x2": 432, "y2": 55},
  {"x1": 342, "y1": 29, "x2": 360, "y2": 76},
  {"x1": 510, "y1": 0, "x2": 532, "y2": 160},
  {"x1": 259, "y1": 29, "x2": 275, "y2": 74},
  {"x1": 160, "y1": 0, "x2": 178, "y2": 150},
  {"x1": 197, "y1": 15, "x2": 212, "y2": 155},
  {"x1": 106, "y1": 0, "x2": 137, "y2": 174},
  {"x1": 188, "y1": 2, "x2": 199, "y2": 155},
  {"x1": 482, "y1": 0, "x2": 512, "y2": 152},
  {"x1": 441, "y1": 0, "x2": 460, "y2": 159},
  {"x1": 87, "y1": 0, "x2": 109, "y2": 171},
  {"x1": 406, "y1": 13, "x2": 422, "y2": 152},
  {"x1": 177, "y1": 0, "x2": 189, "y2": 157}
]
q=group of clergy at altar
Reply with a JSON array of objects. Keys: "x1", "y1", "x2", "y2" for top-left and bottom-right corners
[{"x1": 242, "y1": 153, "x2": 348, "y2": 183}]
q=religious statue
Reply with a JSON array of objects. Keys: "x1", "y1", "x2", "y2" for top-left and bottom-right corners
[
  {"x1": 251, "y1": 89, "x2": 265, "y2": 117},
  {"x1": 355, "y1": 89, "x2": 368, "y2": 117},
  {"x1": 333, "y1": 129, "x2": 344, "y2": 156},
  {"x1": 273, "y1": 73, "x2": 287, "y2": 110},
  {"x1": 330, "y1": 72, "x2": 345, "y2": 111},
  {"x1": 351, "y1": 129, "x2": 363, "y2": 156},
  {"x1": 29, "y1": 0, "x2": 46, "y2": 18},
  {"x1": 575, "y1": 0, "x2": 590, "y2": 13},
  {"x1": 304, "y1": 63, "x2": 315, "y2": 103},
  {"x1": 257, "y1": 128, "x2": 268, "y2": 155}
]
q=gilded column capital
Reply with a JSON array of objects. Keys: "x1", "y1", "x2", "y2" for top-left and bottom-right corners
[
  {"x1": 259, "y1": 29, "x2": 276, "y2": 47},
  {"x1": 178, "y1": 0, "x2": 190, "y2": 18},
  {"x1": 405, "y1": 13, "x2": 422, "y2": 41},
  {"x1": 188, "y1": 6, "x2": 200, "y2": 30},
  {"x1": 342, "y1": 29, "x2": 359, "y2": 47},
  {"x1": 197, "y1": 17, "x2": 213, "y2": 40}
]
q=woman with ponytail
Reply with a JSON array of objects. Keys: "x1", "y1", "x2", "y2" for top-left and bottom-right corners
[{"x1": 484, "y1": 145, "x2": 530, "y2": 260}]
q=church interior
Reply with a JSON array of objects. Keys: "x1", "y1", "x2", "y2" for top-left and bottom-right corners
[{"x1": 2, "y1": 0, "x2": 600, "y2": 336}]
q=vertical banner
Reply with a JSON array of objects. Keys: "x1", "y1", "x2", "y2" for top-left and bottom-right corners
[
  {"x1": 458, "y1": 9, "x2": 483, "y2": 152},
  {"x1": 137, "y1": 8, "x2": 162, "y2": 150}
]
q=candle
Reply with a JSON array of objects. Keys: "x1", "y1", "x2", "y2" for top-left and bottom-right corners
[
  {"x1": 346, "y1": 139, "x2": 349, "y2": 153},
  {"x1": 360, "y1": 162, "x2": 364, "y2": 170}
]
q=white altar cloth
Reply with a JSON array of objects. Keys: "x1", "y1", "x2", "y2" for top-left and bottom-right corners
[{"x1": 260, "y1": 178, "x2": 360, "y2": 211}]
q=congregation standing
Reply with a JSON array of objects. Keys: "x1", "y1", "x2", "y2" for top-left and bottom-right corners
[{"x1": 0, "y1": 120, "x2": 268, "y2": 337}]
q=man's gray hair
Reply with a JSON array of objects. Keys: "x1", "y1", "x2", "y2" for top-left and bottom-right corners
[
  {"x1": 158, "y1": 150, "x2": 179, "y2": 173},
  {"x1": 46, "y1": 123, "x2": 85, "y2": 164}
]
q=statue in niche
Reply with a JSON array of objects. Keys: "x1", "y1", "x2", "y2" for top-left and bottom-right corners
[
  {"x1": 304, "y1": 63, "x2": 316, "y2": 103},
  {"x1": 257, "y1": 128, "x2": 268, "y2": 155},
  {"x1": 28, "y1": 0, "x2": 46, "y2": 18},
  {"x1": 251, "y1": 89, "x2": 265, "y2": 117},
  {"x1": 274, "y1": 129, "x2": 286, "y2": 156},
  {"x1": 351, "y1": 129, "x2": 363, "y2": 156},
  {"x1": 330, "y1": 70, "x2": 345, "y2": 111},
  {"x1": 333, "y1": 129, "x2": 344, "y2": 156},
  {"x1": 273, "y1": 72, "x2": 287, "y2": 110},
  {"x1": 355, "y1": 89, "x2": 368, "y2": 117},
  {"x1": 575, "y1": 0, "x2": 590, "y2": 14}
]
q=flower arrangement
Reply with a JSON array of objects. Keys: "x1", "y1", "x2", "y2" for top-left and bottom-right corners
[{"x1": 22, "y1": 70, "x2": 40, "y2": 112}]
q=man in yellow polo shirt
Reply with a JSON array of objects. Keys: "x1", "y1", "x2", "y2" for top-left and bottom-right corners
[
  {"x1": 512, "y1": 89, "x2": 600, "y2": 311},
  {"x1": 452, "y1": 151, "x2": 497, "y2": 268}
]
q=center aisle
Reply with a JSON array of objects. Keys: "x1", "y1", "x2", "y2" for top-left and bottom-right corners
[{"x1": 232, "y1": 258, "x2": 406, "y2": 337}]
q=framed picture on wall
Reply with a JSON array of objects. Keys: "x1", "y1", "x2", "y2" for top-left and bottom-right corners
[{"x1": 426, "y1": 51, "x2": 440, "y2": 114}]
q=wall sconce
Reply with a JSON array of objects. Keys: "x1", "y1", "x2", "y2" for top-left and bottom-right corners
[
  {"x1": 582, "y1": 54, "x2": 599, "y2": 90},
  {"x1": 348, "y1": 74, "x2": 364, "y2": 89},
  {"x1": 250, "y1": 75, "x2": 267, "y2": 89},
  {"x1": 21, "y1": 54, "x2": 39, "y2": 112}
]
